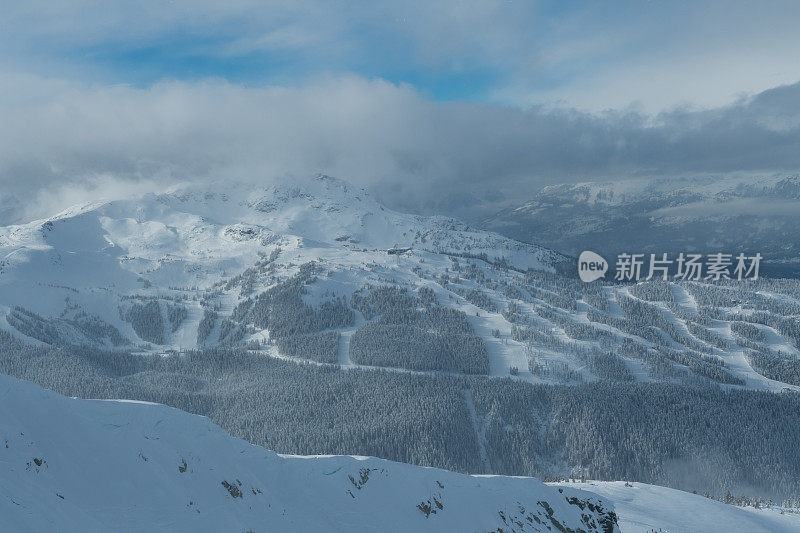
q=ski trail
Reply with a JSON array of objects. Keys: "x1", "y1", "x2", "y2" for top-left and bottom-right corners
[
  {"x1": 714, "y1": 322, "x2": 800, "y2": 392},
  {"x1": 337, "y1": 329, "x2": 354, "y2": 367},
  {"x1": 670, "y1": 283, "x2": 698, "y2": 314},
  {"x1": 337, "y1": 310, "x2": 364, "y2": 368},
  {"x1": 462, "y1": 389, "x2": 490, "y2": 474},
  {"x1": 603, "y1": 286, "x2": 624, "y2": 318},
  {"x1": 170, "y1": 299, "x2": 203, "y2": 350},
  {"x1": 205, "y1": 293, "x2": 237, "y2": 346}
]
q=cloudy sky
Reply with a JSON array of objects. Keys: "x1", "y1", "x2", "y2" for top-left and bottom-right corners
[{"x1": 1, "y1": 0, "x2": 799, "y2": 220}]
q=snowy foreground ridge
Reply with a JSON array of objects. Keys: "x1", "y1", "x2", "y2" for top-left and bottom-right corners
[
  {"x1": 3, "y1": 373, "x2": 799, "y2": 533},
  {"x1": 0, "y1": 373, "x2": 616, "y2": 532}
]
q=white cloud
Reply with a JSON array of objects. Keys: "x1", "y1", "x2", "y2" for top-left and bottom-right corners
[
  {"x1": 2, "y1": 1, "x2": 800, "y2": 114},
  {"x1": 513, "y1": 37, "x2": 800, "y2": 114},
  {"x1": 1, "y1": 73, "x2": 799, "y2": 223}
]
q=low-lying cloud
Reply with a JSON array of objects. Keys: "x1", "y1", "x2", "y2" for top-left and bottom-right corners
[{"x1": 1, "y1": 74, "x2": 799, "y2": 222}]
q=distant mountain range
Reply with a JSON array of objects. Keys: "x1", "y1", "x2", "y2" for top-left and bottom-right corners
[{"x1": 482, "y1": 175, "x2": 800, "y2": 277}]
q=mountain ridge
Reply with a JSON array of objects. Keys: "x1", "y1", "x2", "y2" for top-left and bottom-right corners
[
  {"x1": 0, "y1": 371, "x2": 621, "y2": 532},
  {"x1": 482, "y1": 175, "x2": 800, "y2": 277}
]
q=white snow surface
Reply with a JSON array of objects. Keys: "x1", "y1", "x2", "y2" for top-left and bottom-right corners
[
  {"x1": 1, "y1": 174, "x2": 799, "y2": 391},
  {"x1": 2, "y1": 372, "x2": 796, "y2": 532},
  {"x1": 552, "y1": 480, "x2": 800, "y2": 533},
  {"x1": 0, "y1": 175, "x2": 562, "y2": 351},
  {"x1": 0, "y1": 373, "x2": 617, "y2": 532}
]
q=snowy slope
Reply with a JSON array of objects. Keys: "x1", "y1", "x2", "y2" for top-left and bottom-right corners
[
  {"x1": 1, "y1": 174, "x2": 800, "y2": 391},
  {"x1": 552, "y1": 481, "x2": 800, "y2": 533},
  {"x1": 0, "y1": 174, "x2": 562, "y2": 290},
  {"x1": 0, "y1": 373, "x2": 619, "y2": 532},
  {"x1": 0, "y1": 175, "x2": 564, "y2": 350},
  {"x1": 483, "y1": 174, "x2": 800, "y2": 276},
  {"x1": 4, "y1": 373, "x2": 798, "y2": 532}
]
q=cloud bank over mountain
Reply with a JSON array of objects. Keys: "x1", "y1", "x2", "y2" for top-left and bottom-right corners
[
  {"x1": 2, "y1": 74, "x2": 799, "y2": 222},
  {"x1": 2, "y1": 1, "x2": 799, "y2": 221}
]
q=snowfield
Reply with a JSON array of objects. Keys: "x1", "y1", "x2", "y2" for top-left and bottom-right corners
[
  {"x1": 2, "y1": 176, "x2": 800, "y2": 530},
  {"x1": 0, "y1": 373, "x2": 618, "y2": 532},
  {"x1": 2, "y1": 373, "x2": 798, "y2": 532},
  {"x1": 551, "y1": 481, "x2": 800, "y2": 533},
  {"x1": 1, "y1": 174, "x2": 799, "y2": 391}
]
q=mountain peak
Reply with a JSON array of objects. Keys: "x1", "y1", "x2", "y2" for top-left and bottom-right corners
[{"x1": 0, "y1": 175, "x2": 564, "y2": 350}]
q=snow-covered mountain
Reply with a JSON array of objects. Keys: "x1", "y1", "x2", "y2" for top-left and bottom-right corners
[
  {"x1": 3, "y1": 175, "x2": 800, "y2": 519},
  {"x1": 483, "y1": 175, "x2": 800, "y2": 277},
  {"x1": 0, "y1": 175, "x2": 565, "y2": 351},
  {"x1": 551, "y1": 480, "x2": 800, "y2": 533},
  {"x1": 0, "y1": 372, "x2": 618, "y2": 532},
  {"x1": 1, "y1": 174, "x2": 800, "y2": 391},
  {"x1": 6, "y1": 372, "x2": 800, "y2": 533}
]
